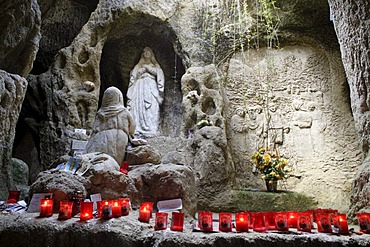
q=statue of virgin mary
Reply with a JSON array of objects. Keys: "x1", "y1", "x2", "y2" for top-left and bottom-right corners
[{"x1": 127, "y1": 47, "x2": 165, "y2": 137}]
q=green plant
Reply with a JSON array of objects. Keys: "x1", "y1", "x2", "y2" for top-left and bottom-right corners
[{"x1": 193, "y1": 0, "x2": 281, "y2": 65}]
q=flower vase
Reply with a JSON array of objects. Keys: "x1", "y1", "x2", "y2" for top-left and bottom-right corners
[{"x1": 265, "y1": 180, "x2": 277, "y2": 192}]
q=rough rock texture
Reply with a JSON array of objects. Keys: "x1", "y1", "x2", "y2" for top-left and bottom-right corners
[
  {"x1": 84, "y1": 153, "x2": 134, "y2": 201},
  {"x1": 126, "y1": 145, "x2": 162, "y2": 165},
  {"x1": 10, "y1": 158, "x2": 29, "y2": 199},
  {"x1": 34, "y1": 0, "x2": 99, "y2": 74},
  {"x1": 348, "y1": 155, "x2": 370, "y2": 219},
  {"x1": 204, "y1": 189, "x2": 318, "y2": 213},
  {"x1": 29, "y1": 171, "x2": 89, "y2": 211},
  {"x1": 189, "y1": 126, "x2": 234, "y2": 210},
  {"x1": 180, "y1": 64, "x2": 235, "y2": 209},
  {"x1": 30, "y1": 153, "x2": 196, "y2": 216},
  {"x1": 0, "y1": 213, "x2": 369, "y2": 247},
  {"x1": 0, "y1": 0, "x2": 40, "y2": 199},
  {"x1": 0, "y1": 71, "x2": 28, "y2": 200},
  {"x1": 129, "y1": 163, "x2": 197, "y2": 216},
  {"x1": 0, "y1": 0, "x2": 41, "y2": 77},
  {"x1": 328, "y1": 0, "x2": 370, "y2": 217}
]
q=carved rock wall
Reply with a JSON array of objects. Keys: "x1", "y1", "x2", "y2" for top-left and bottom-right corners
[{"x1": 224, "y1": 45, "x2": 362, "y2": 212}]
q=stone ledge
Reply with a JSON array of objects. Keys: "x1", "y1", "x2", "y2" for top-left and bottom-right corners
[
  {"x1": 0, "y1": 212, "x2": 369, "y2": 247},
  {"x1": 202, "y1": 189, "x2": 318, "y2": 213}
]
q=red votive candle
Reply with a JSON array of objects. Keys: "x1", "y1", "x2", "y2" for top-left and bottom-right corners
[
  {"x1": 100, "y1": 200, "x2": 113, "y2": 219},
  {"x1": 297, "y1": 213, "x2": 311, "y2": 232},
  {"x1": 141, "y1": 202, "x2": 154, "y2": 217},
  {"x1": 219, "y1": 212, "x2": 232, "y2": 232},
  {"x1": 337, "y1": 214, "x2": 349, "y2": 235},
  {"x1": 247, "y1": 212, "x2": 254, "y2": 229},
  {"x1": 305, "y1": 210, "x2": 315, "y2": 227},
  {"x1": 138, "y1": 204, "x2": 151, "y2": 223},
  {"x1": 155, "y1": 212, "x2": 168, "y2": 230},
  {"x1": 96, "y1": 201, "x2": 103, "y2": 218},
  {"x1": 80, "y1": 201, "x2": 93, "y2": 221},
  {"x1": 198, "y1": 211, "x2": 213, "y2": 231},
  {"x1": 316, "y1": 213, "x2": 332, "y2": 233},
  {"x1": 40, "y1": 198, "x2": 54, "y2": 217},
  {"x1": 119, "y1": 198, "x2": 130, "y2": 216},
  {"x1": 120, "y1": 161, "x2": 129, "y2": 175},
  {"x1": 58, "y1": 200, "x2": 73, "y2": 219},
  {"x1": 112, "y1": 200, "x2": 122, "y2": 218},
  {"x1": 356, "y1": 213, "x2": 370, "y2": 233},
  {"x1": 253, "y1": 212, "x2": 266, "y2": 232},
  {"x1": 7, "y1": 190, "x2": 21, "y2": 203},
  {"x1": 287, "y1": 211, "x2": 298, "y2": 228},
  {"x1": 171, "y1": 212, "x2": 185, "y2": 232},
  {"x1": 235, "y1": 212, "x2": 249, "y2": 232},
  {"x1": 69, "y1": 191, "x2": 84, "y2": 217},
  {"x1": 331, "y1": 212, "x2": 339, "y2": 228},
  {"x1": 275, "y1": 212, "x2": 289, "y2": 231},
  {"x1": 266, "y1": 212, "x2": 277, "y2": 230}
]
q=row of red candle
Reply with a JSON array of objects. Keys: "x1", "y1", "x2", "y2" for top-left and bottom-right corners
[
  {"x1": 137, "y1": 202, "x2": 185, "y2": 232},
  {"x1": 39, "y1": 198, "x2": 131, "y2": 221},
  {"x1": 35, "y1": 199, "x2": 370, "y2": 234},
  {"x1": 154, "y1": 212, "x2": 185, "y2": 232},
  {"x1": 197, "y1": 210, "x2": 355, "y2": 235},
  {"x1": 96, "y1": 198, "x2": 131, "y2": 219}
]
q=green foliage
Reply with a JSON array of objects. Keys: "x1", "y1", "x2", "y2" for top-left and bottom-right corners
[
  {"x1": 193, "y1": 0, "x2": 281, "y2": 65},
  {"x1": 257, "y1": 0, "x2": 281, "y2": 49}
]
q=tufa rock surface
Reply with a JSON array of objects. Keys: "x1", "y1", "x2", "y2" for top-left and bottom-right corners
[
  {"x1": 328, "y1": 0, "x2": 370, "y2": 219},
  {"x1": 0, "y1": 0, "x2": 41, "y2": 77},
  {"x1": 0, "y1": 70, "x2": 28, "y2": 200},
  {"x1": 30, "y1": 153, "x2": 197, "y2": 216},
  {"x1": 126, "y1": 145, "x2": 162, "y2": 165}
]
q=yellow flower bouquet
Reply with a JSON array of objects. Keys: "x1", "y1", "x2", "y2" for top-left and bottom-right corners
[{"x1": 251, "y1": 147, "x2": 292, "y2": 192}]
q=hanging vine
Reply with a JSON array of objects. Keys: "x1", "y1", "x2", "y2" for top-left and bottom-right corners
[{"x1": 193, "y1": 0, "x2": 281, "y2": 65}]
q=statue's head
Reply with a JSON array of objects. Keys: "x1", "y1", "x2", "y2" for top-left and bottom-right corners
[
  {"x1": 140, "y1": 47, "x2": 159, "y2": 66},
  {"x1": 101, "y1": 86, "x2": 123, "y2": 107},
  {"x1": 142, "y1": 47, "x2": 153, "y2": 59}
]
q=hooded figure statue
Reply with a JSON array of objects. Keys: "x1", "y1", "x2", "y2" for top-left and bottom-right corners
[{"x1": 85, "y1": 86, "x2": 135, "y2": 164}]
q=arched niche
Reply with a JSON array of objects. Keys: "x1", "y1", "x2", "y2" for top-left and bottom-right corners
[{"x1": 99, "y1": 12, "x2": 185, "y2": 137}]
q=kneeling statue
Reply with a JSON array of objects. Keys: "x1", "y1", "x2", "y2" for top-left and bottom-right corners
[{"x1": 85, "y1": 86, "x2": 135, "y2": 164}]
